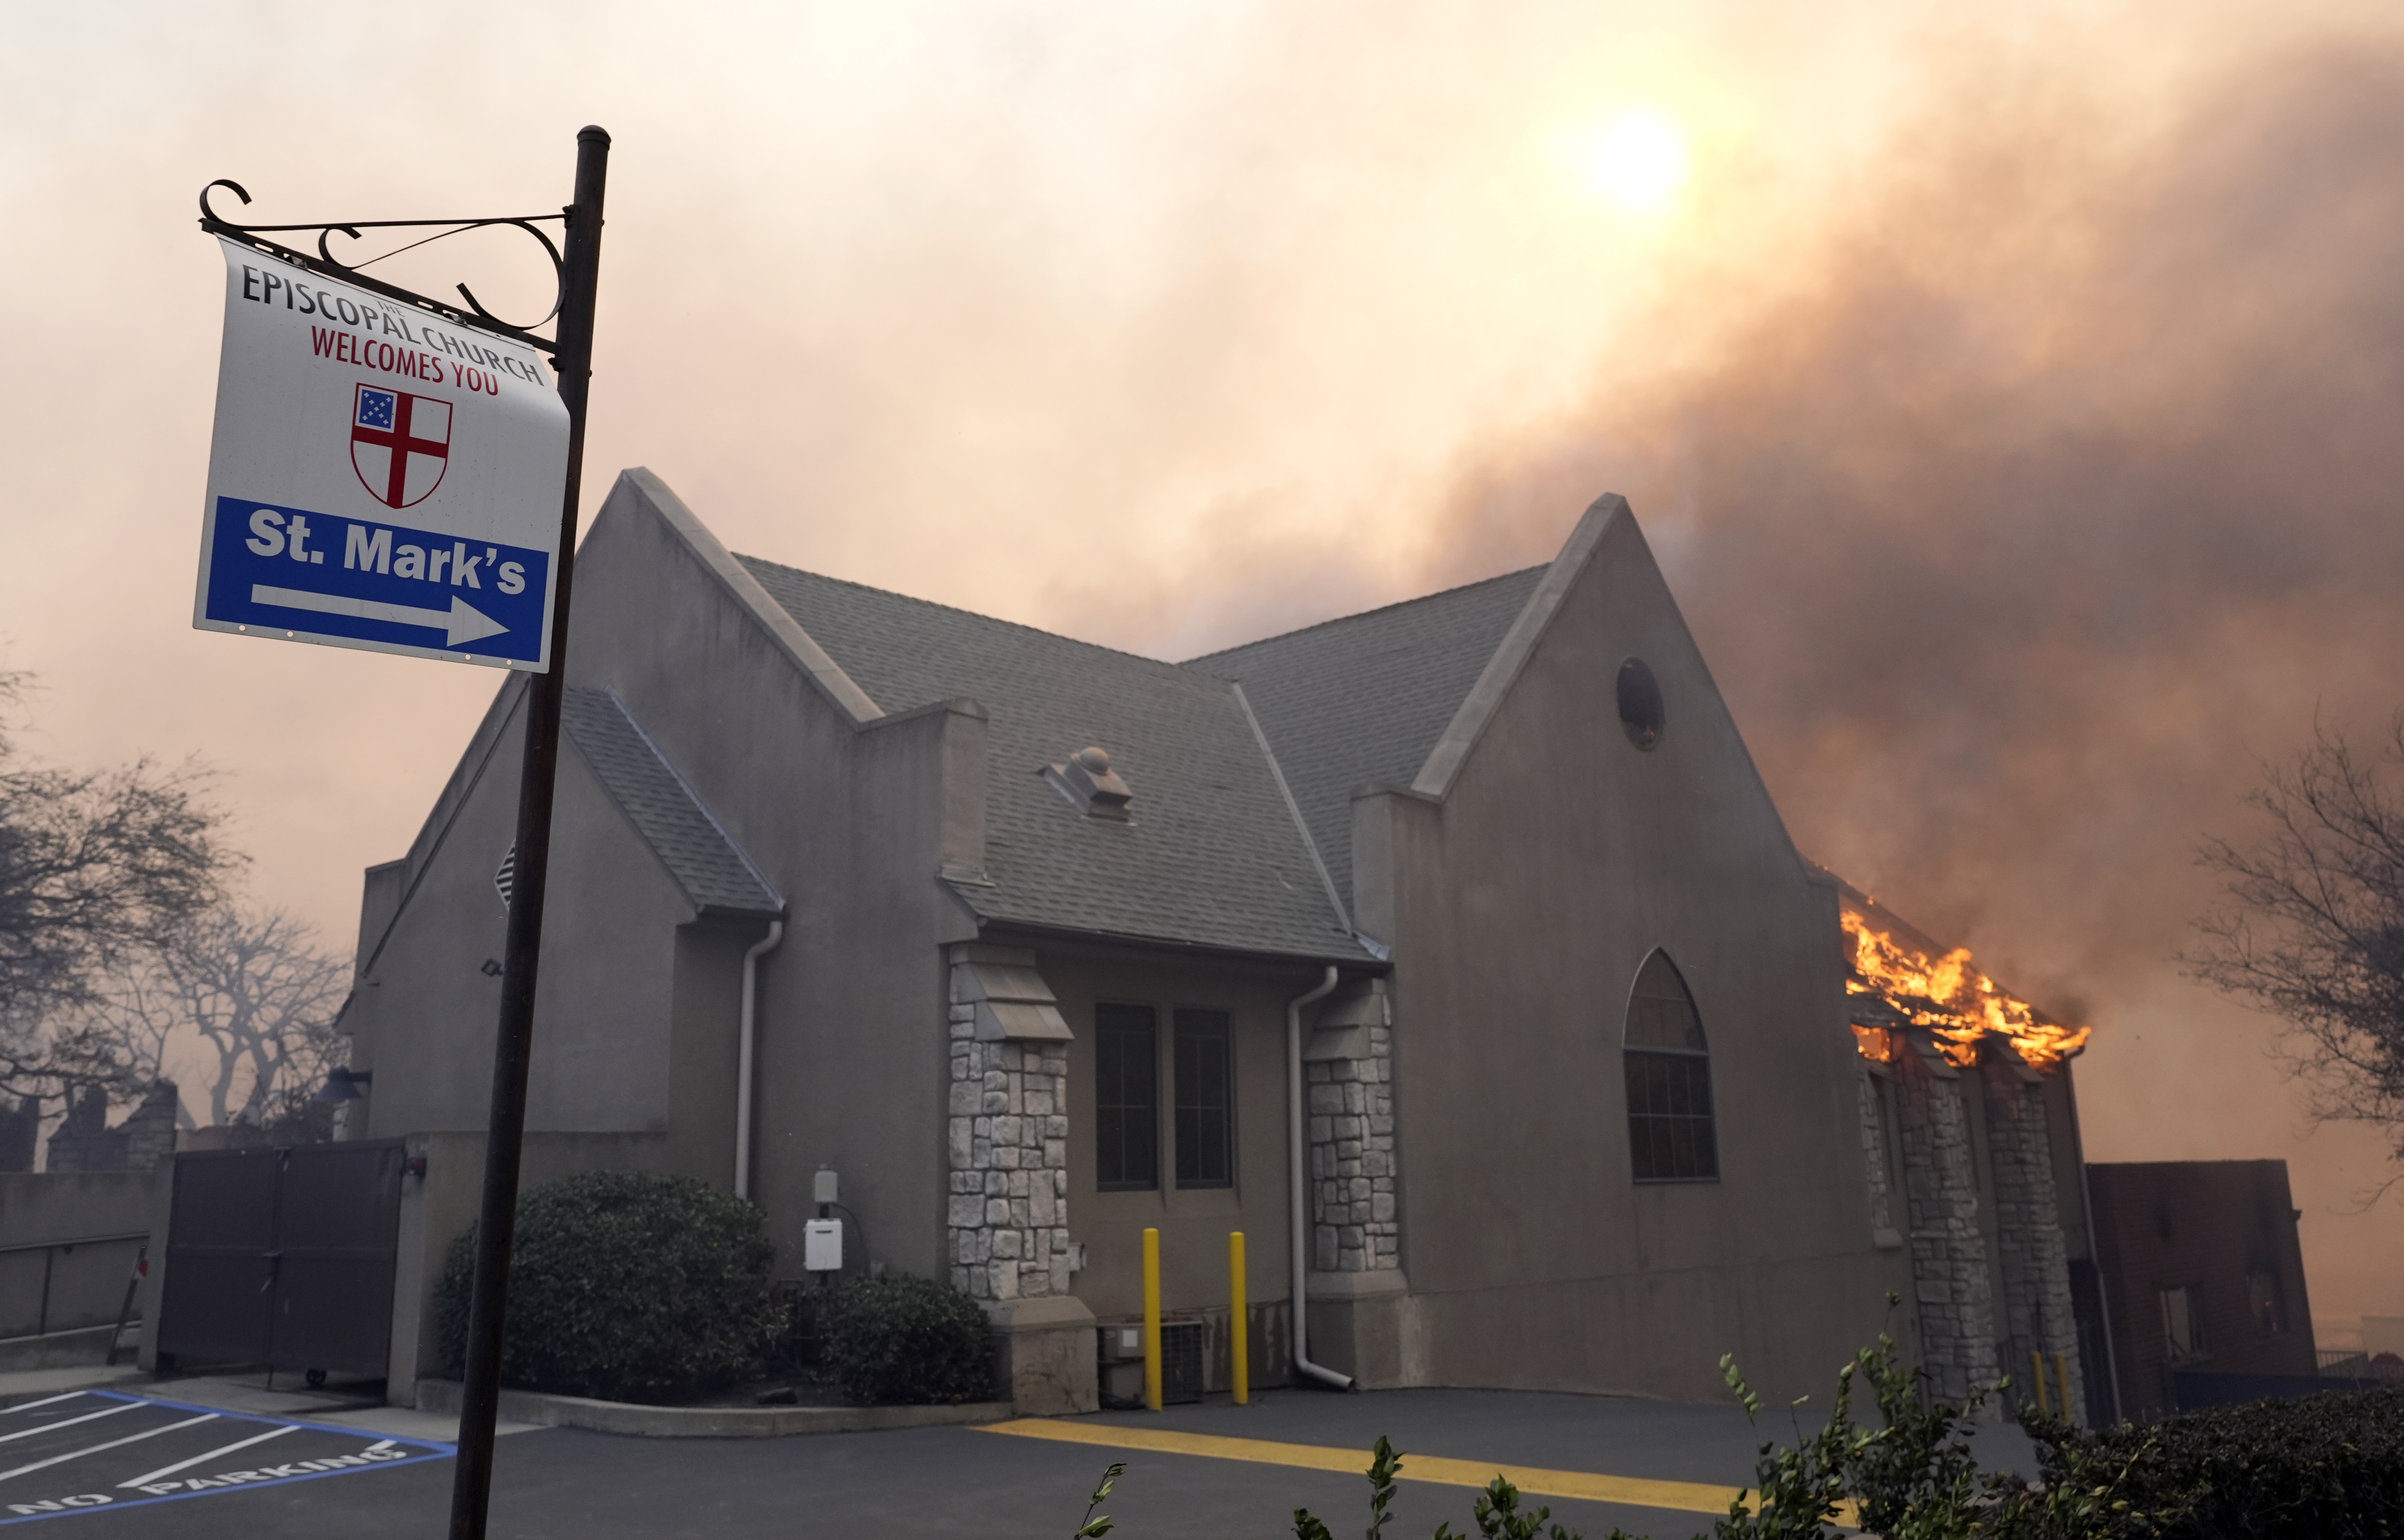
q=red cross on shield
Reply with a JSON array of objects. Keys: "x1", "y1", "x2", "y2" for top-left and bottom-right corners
[{"x1": 351, "y1": 384, "x2": 454, "y2": 508}]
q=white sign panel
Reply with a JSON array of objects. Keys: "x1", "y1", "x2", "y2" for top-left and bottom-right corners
[{"x1": 193, "y1": 236, "x2": 571, "y2": 669}]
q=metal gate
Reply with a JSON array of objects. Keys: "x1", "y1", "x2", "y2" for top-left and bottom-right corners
[{"x1": 155, "y1": 1140, "x2": 405, "y2": 1378}]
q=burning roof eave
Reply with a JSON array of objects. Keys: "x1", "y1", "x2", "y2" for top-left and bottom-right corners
[{"x1": 1845, "y1": 972, "x2": 2090, "y2": 1076}]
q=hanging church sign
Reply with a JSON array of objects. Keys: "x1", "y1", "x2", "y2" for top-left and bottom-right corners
[{"x1": 192, "y1": 237, "x2": 570, "y2": 669}]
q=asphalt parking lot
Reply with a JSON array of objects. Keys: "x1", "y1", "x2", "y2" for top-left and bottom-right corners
[
  {"x1": 0, "y1": 1389, "x2": 450, "y2": 1530},
  {"x1": 1, "y1": 1379, "x2": 2040, "y2": 1538}
]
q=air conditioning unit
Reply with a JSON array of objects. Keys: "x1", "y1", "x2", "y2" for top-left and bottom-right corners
[
  {"x1": 1094, "y1": 1319, "x2": 1206, "y2": 1405},
  {"x1": 1159, "y1": 1320, "x2": 1205, "y2": 1405}
]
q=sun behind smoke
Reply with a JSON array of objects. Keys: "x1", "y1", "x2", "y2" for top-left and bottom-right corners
[{"x1": 1584, "y1": 110, "x2": 1691, "y2": 214}]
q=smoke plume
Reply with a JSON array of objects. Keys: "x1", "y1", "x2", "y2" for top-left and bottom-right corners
[{"x1": 1388, "y1": 40, "x2": 2404, "y2": 1311}]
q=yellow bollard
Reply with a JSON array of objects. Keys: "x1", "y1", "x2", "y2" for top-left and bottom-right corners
[
  {"x1": 1143, "y1": 1227, "x2": 1163, "y2": 1412},
  {"x1": 1230, "y1": 1231, "x2": 1249, "y2": 1406},
  {"x1": 2029, "y1": 1350, "x2": 2048, "y2": 1416}
]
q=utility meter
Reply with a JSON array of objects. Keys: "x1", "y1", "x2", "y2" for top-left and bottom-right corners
[{"x1": 803, "y1": 1217, "x2": 843, "y2": 1272}]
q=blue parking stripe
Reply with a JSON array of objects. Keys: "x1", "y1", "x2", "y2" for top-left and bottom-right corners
[{"x1": 0, "y1": 1391, "x2": 453, "y2": 1526}]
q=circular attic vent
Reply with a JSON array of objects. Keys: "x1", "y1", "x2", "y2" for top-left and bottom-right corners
[{"x1": 1617, "y1": 658, "x2": 1666, "y2": 750}]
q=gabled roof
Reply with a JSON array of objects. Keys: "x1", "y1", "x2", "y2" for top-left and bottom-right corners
[
  {"x1": 1187, "y1": 568, "x2": 1548, "y2": 905},
  {"x1": 642, "y1": 478, "x2": 1636, "y2": 964},
  {"x1": 736, "y1": 558, "x2": 1369, "y2": 962},
  {"x1": 561, "y1": 686, "x2": 784, "y2": 920}
]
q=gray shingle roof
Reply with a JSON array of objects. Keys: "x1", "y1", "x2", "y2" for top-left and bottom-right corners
[
  {"x1": 736, "y1": 558, "x2": 1369, "y2": 962},
  {"x1": 730, "y1": 556, "x2": 1548, "y2": 961},
  {"x1": 562, "y1": 686, "x2": 784, "y2": 919},
  {"x1": 1187, "y1": 568, "x2": 1547, "y2": 905}
]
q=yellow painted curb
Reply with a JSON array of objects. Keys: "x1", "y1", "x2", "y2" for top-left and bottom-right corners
[{"x1": 976, "y1": 1419, "x2": 1750, "y2": 1519}]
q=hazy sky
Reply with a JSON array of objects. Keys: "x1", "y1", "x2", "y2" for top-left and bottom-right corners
[{"x1": 6, "y1": 1, "x2": 2402, "y2": 1320}]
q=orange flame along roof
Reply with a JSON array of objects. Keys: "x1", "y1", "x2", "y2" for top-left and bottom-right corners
[{"x1": 1837, "y1": 887, "x2": 2090, "y2": 1072}]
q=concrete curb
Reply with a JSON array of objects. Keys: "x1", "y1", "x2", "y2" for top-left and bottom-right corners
[
  {"x1": 413, "y1": 1379, "x2": 1014, "y2": 1438},
  {"x1": 0, "y1": 1324, "x2": 130, "y2": 1374},
  {"x1": 0, "y1": 1364, "x2": 147, "y2": 1406}
]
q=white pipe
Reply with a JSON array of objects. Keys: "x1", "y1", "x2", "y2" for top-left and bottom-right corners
[
  {"x1": 733, "y1": 919, "x2": 784, "y2": 1201},
  {"x1": 1287, "y1": 964, "x2": 1353, "y2": 1390}
]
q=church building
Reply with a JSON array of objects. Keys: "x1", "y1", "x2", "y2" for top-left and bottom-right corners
[{"x1": 340, "y1": 469, "x2": 2107, "y2": 1418}]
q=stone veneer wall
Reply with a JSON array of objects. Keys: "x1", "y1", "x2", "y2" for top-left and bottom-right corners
[
  {"x1": 947, "y1": 1021, "x2": 1072, "y2": 1303},
  {"x1": 1980, "y1": 1058, "x2": 2086, "y2": 1425},
  {"x1": 1306, "y1": 1021, "x2": 1400, "y2": 1273},
  {"x1": 1858, "y1": 1075, "x2": 1898, "y2": 1241},
  {"x1": 1892, "y1": 1044, "x2": 2001, "y2": 1408}
]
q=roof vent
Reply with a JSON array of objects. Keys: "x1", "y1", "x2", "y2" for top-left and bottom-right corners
[{"x1": 1043, "y1": 745, "x2": 1134, "y2": 822}]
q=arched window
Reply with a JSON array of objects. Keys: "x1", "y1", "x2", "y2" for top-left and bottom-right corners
[{"x1": 1624, "y1": 950, "x2": 1719, "y2": 1182}]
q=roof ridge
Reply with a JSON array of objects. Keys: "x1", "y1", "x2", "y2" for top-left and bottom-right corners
[
  {"x1": 733, "y1": 553, "x2": 1205, "y2": 681},
  {"x1": 1182, "y1": 564, "x2": 1548, "y2": 666},
  {"x1": 1229, "y1": 680, "x2": 1351, "y2": 936},
  {"x1": 736, "y1": 553, "x2": 1555, "y2": 680}
]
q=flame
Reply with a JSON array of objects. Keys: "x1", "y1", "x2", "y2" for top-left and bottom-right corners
[{"x1": 1842, "y1": 909, "x2": 2090, "y2": 1071}]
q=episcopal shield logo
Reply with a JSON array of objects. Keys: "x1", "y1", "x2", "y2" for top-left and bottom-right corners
[{"x1": 351, "y1": 384, "x2": 453, "y2": 508}]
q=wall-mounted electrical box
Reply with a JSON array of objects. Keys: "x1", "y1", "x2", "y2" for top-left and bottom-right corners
[{"x1": 803, "y1": 1217, "x2": 843, "y2": 1272}]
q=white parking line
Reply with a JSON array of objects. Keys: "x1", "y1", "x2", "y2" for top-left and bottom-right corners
[
  {"x1": 0, "y1": 1405, "x2": 140, "y2": 1447},
  {"x1": 0, "y1": 1398, "x2": 86, "y2": 1419},
  {"x1": 0, "y1": 1414, "x2": 219, "y2": 1484},
  {"x1": 118, "y1": 1423, "x2": 300, "y2": 1489},
  {"x1": 0, "y1": 1396, "x2": 452, "y2": 1526}
]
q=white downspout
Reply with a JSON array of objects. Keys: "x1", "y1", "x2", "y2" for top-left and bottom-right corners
[
  {"x1": 1287, "y1": 965, "x2": 1354, "y2": 1390},
  {"x1": 733, "y1": 919, "x2": 784, "y2": 1201}
]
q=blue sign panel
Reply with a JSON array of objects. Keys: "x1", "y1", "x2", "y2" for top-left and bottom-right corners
[{"x1": 200, "y1": 496, "x2": 550, "y2": 664}]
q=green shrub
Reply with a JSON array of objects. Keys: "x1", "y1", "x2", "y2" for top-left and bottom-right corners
[
  {"x1": 818, "y1": 1272, "x2": 995, "y2": 1405},
  {"x1": 2064, "y1": 1383, "x2": 2404, "y2": 1538},
  {"x1": 435, "y1": 1170, "x2": 784, "y2": 1404}
]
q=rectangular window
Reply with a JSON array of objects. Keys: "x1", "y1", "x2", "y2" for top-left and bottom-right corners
[
  {"x1": 2246, "y1": 1269, "x2": 2288, "y2": 1338},
  {"x1": 2160, "y1": 1284, "x2": 2206, "y2": 1362},
  {"x1": 1095, "y1": 1004, "x2": 1159, "y2": 1191},
  {"x1": 1625, "y1": 1051, "x2": 1720, "y2": 1181},
  {"x1": 1174, "y1": 1009, "x2": 1233, "y2": 1188}
]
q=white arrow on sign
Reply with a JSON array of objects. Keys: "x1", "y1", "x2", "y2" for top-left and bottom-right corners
[{"x1": 250, "y1": 585, "x2": 508, "y2": 647}]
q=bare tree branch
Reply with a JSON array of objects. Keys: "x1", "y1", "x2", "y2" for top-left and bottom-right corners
[
  {"x1": 2185, "y1": 716, "x2": 2404, "y2": 1173},
  {"x1": 158, "y1": 905, "x2": 349, "y2": 1128},
  {"x1": 0, "y1": 673, "x2": 243, "y2": 1117}
]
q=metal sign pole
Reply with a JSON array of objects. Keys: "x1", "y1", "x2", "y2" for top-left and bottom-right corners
[{"x1": 446, "y1": 124, "x2": 610, "y2": 1540}]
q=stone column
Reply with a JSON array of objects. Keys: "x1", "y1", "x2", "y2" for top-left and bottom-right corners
[
  {"x1": 1305, "y1": 1019, "x2": 1399, "y2": 1274},
  {"x1": 1980, "y1": 1051, "x2": 2086, "y2": 1426},
  {"x1": 1857, "y1": 1072, "x2": 1905, "y2": 1250},
  {"x1": 947, "y1": 1034, "x2": 1071, "y2": 1301},
  {"x1": 945, "y1": 944, "x2": 1096, "y2": 1414},
  {"x1": 1300, "y1": 979, "x2": 1413, "y2": 1386},
  {"x1": 1892, "y1": 1036, "x2": 2001, "y2": 1410}
]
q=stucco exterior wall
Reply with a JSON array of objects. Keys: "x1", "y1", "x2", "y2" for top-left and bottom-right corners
[
  {"x1": 1355, "y1": 505, "x2": 1912, "y2": 1402},
  {"x1": 355, "y1": 712, "x2": 684, "y2": 1142},
  {"x1": 665, "y1": 922, "x2": 759, "y2": 1187},
  {"x1": 534, "y1": 473, "x2": 973, "y2": 1280}
]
